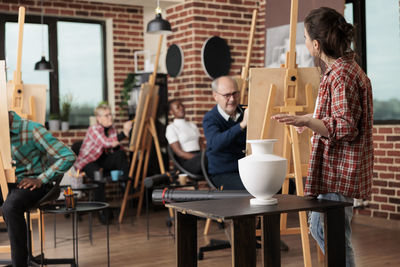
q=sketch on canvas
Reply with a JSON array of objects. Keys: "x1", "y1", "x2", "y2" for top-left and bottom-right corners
[{"x1": 265, "y1": 22, "x2": 314, "y2": 68}]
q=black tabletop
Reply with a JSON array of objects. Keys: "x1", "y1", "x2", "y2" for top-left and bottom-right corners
[
  {"x1": 166, "y1": 194, "x2": 352, "y2": 220},
  {"x1": 41, "y1": 202, "x2": 109, "y2": 214},
  {"x1": 61, "y1": 183, "x2": 99, "y2": 191}
]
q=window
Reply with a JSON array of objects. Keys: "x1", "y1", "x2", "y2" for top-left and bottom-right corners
[
  {"x1": 345, "y1": 0, "x2": 400, "y2": 123},
  {"x1": 0, "y1": 14, "x2": 107, "y2": 127}
]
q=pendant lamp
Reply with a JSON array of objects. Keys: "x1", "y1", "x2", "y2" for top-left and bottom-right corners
[
  {"x1": 146, "y1": 0, "x2": 172, "y2": 34},
  {"x1": 34, "y1": 0, "x2": 53, "y2": 71}
]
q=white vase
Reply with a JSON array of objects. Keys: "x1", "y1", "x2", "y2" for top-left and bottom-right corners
[
  {"x1": 238, "y1": 139, "x2": 287, "y2": 205},
  {"x1": 48, "y1": 120, "x2": 60, "y2": 131},
  {"x1": 61, "y1": 121, "x2": 69, "y2": 131}
]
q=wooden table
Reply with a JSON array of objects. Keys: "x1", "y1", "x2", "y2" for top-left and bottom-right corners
[{"x1": 166, "y1": 194, "x2": 351, "y2": 267}]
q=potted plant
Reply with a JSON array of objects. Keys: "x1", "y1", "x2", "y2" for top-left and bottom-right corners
[
  {"x1": 60, "y1": 93, "x2": 73, "y2": 131},
  {"x1": 48, "y1": 113, "x2": 60, "y2": 131}
]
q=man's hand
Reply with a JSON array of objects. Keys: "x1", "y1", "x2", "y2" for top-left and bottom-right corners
[
  {"x1": 17, "y1": 178, "x2": 43, "y2": 191},
  {"x1": 123, "y1": 120, "x2": 133, "y2": 137},
  {"x1": 240, "y1": 108, "x2": 249, "y2": 130}
]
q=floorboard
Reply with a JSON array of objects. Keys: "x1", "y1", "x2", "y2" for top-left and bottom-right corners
[{"x1": 0, "y1": 208, "x2": 399, "y2": 266}]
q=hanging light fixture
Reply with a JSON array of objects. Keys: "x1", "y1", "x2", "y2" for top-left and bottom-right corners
[
  {"x1": 146, "y1": 0, "x2": 172, "y2": 34},
  {"x1": 34, "y1": 0, "x2": 53, "y2": 71}
]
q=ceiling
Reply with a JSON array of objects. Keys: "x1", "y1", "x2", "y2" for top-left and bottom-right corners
[{"x1": 89, "y1": 0, "x2": 184, "y2": 8}]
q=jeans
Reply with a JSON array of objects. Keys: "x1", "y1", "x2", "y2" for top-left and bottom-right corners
[
  {"x1": 309, "y1": 193, "x2": 355, "y2": 267},
  {"x1": 2, "y1": 183, "x2": 50, "y2": 267}
]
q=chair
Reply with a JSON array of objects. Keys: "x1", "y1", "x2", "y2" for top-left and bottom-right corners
[
  {"x1": 198, "y1": 150, "x2": 231, "y2": 260},
  {"x1": 27, "y1": 174, "x2": 76, "y2": 266},
  {"x1": 166, "y1": 144, "x2": 203, "y2": 182}
]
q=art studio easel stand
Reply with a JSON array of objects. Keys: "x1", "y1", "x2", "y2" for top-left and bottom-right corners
[
  {"x1": 0, "y1": 61, "x2": 16, "y2": 256},
  {"x1": 1, "y1": 7, "x2": 47, "y2": 258},
  {"x1": 238, "y1": 9, "x2": 257, "y2": 105},
  {"x1": 257, "y1": 0, "x2": 315, "y2": 266},
  {"x1": 119, "y1": 35, "x2": 166, "y2": 223},
  {"x1": 9, "y1": 7, "x2": 36, "y2": 121}
]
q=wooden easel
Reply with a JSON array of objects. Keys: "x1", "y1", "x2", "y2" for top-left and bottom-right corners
[
  {"x1": 119, "y1": 35, "x2": 166, "y2": 223},
  {"x1": 0, "y1": 61, "x2": 16, "y2": 254},
  {"x1": 1, "y1": 7, "x2": 47, "y2": 256},
  {"x1": 238, "y1": 9, "x2": 257, "y2": 105},
  {"x1": 247, "y1": 0, "x2": 320, "y2": 266}
]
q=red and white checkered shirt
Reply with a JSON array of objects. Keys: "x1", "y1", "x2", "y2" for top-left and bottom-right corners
[
  {"x1": 305, "y1": 56, "x2": 374, "y2": 199},
  {"x1": 73, "y1": 124, "x2": 118, "y2": 170}
]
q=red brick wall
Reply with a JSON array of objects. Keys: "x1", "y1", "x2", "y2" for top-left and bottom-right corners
[
  {"x1": 355, "y1": 125, "x2": 400, "y2": 221},
  {"x1": 165, "y1": 0, "x2": 265, "y2": 132},
  {"x1": 0, "y1": 0, "x2": 144, "y2": 143}
]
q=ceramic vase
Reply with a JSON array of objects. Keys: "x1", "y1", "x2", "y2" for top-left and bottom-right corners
[{"x1": 238, "y1": 139, "x2": 287, "y2": 205}]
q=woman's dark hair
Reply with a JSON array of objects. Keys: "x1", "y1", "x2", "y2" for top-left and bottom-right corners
[{"x1": 305, "y1": 7, "x2": 354, "y2": 59}]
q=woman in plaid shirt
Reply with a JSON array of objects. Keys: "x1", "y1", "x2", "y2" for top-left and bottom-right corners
[{"x1": 273, "y1": 7, "x2": 373, "y2": 267}]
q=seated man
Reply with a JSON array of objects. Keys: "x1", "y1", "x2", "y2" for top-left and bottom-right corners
[
  {"x1": 166, "y1": 99, "x2": 202, "y2": 175},
  {"x1": 74, "y1": 104, "x2": 132, "y2": 220},
  {"x1": 203, "y1": 76, "x2": 248, "y2": 190},
  {"x1": 1, "y1": 111, "x2": 76, "y2": 267}
]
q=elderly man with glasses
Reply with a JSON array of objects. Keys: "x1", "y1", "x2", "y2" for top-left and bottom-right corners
[{"x1": 203, "y1": 76, "x2": 249, "y2": 190}]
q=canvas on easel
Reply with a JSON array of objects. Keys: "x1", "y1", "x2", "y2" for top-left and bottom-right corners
[
  {"x1": 247, "y1": 0, "x2": 319, "y2": 266},
  {"x1": 0, "y1": 61, "x2": 15, "y2": 255}
]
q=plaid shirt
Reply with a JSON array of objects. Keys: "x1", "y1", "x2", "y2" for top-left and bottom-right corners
[
  {"x1": 74, "y1": 124, "x2": 118, "y2": 170},
  {"x1": 10, "y1": 111, "x2": 76, "y2": 184},
  {"x1": 305, "y1": 57, "x2": 374, "y2": 199}
]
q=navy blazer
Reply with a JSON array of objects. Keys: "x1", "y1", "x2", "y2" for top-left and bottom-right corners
[{"x1": 203, "y1": 106, "x2": 246, "y2": 175}]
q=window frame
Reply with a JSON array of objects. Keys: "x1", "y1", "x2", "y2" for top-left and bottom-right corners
[
  {"x1": 0, "y1": 13, "x2": 108, "y2": 127},
  {"x1": 346, "y1": 0, "x2": 400, "y2": 124}
]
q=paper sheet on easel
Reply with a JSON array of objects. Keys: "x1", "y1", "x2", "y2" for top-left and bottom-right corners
[
  {"x1": 6, "y1": 83, "x2": 47, "y2": 125},
  {"x1": 247, "y1": 67, "x2": 320, "y2": 165},
  {"x1": 0, "y1": 61, "x2": 16, "y2": 183}
]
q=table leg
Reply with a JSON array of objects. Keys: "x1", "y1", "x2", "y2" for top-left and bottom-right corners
[
  {"x1": 175, "y1": 211, "x2": 197, "y2": 267},
  {"x1": 261, "y1": 214, "x2": 281, "y2": 267},
  {"x1": 89, "y1": 191, "x2": 93, "y2": 245},
  {"x1": 231, "y1": 217, "x2": 256, "y2": 267},
  {"x1": 75, "y1": 211, "x2": 79, "y2": 267},
  {"x1": 324, "y1": 207, "x2": 346, "y2": 267},
  {"x1": 72, "y1": 212, "x2": 76, "y2": 265},
  {"x1": 107, "y1": 214, "x2": 110, "y2": 267}
]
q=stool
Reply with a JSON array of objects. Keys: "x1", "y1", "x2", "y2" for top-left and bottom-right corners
[{"x1": 27, "y1": 175, "x2": 76, "y2": 267}]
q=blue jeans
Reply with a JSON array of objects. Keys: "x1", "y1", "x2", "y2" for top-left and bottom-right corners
[{"x1": 309, "y1": 193, "x2": 355, "y2": 267}]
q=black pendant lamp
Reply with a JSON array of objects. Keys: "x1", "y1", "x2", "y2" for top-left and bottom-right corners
[
  {"x1": 34, "y1": 0, "x2": 53, "y2": 71},
  {"x1": 146, "y1": 0, "x2": 172, "y2": 34}
]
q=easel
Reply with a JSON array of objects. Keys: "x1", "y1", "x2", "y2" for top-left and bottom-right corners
[
  {"x1": 0, "y1": 60, "x2": 16, "y2": 255},
  {"x1": 203, "y1": 9, "x2": 257, "y2": 237},
  {"x1": 119, "y1": 35, "x2": 166, "y2": 223},
  {"x1": 1, "y1": 7, "x2": 47, "y2": 256},
  {"x1": 247, "y1": 0, "x2": 320, "y2": 266},
  {"x1": 238, "y1": 9, "x2": 257, "y2": 105}
]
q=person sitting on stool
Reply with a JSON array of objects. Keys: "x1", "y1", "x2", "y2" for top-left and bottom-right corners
[
  {"x1": 166, "y1": 99, "x2": 203, "y2": 175},
  {"x1": 73, "y1": 103, "x2": 132, "y2": 223},
  {"x1": 1, "y1": 111, "x2": 76, "y2": 267}
]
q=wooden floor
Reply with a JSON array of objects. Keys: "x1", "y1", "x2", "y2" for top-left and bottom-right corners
[{"x1": 1, "y1": 207, "x2": 399, "y2": 266}]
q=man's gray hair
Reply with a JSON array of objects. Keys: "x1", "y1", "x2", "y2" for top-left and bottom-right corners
[{"x1": 211, "y1": 76, "x2": 238, "y2": 92}]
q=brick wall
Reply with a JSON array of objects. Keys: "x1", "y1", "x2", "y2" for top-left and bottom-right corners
[
  {"x1": 0, "y1": 0, "x2": 144, "y2": 144},
  {"x1": 165, "y1": 0, "x2": 265, "y2": 131},
  {"x1": 355, "y1": 125, "x2": 400, "y2": 222}
]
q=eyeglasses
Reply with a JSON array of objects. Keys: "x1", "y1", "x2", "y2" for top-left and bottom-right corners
[
  {"x1": 99, "y1": 113, "x2": 113, "y2": 118},
  {"x1": 215, "y1": 91, "x2": 239, "y2": 100}
]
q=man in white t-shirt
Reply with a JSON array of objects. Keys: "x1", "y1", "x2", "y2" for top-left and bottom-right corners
[{"x1": 165, "y1": 100, "x2": 202, "y2": 174}]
